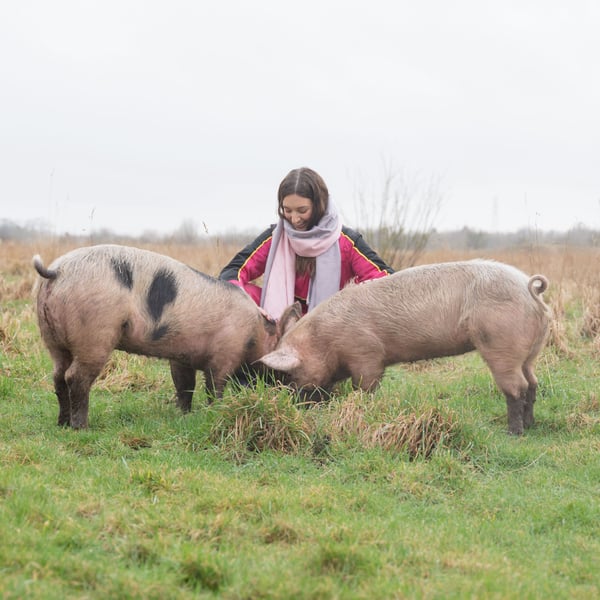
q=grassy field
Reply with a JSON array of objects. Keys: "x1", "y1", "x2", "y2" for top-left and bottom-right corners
[{"x1": 1, "y1": 239, "x2": 599, "y2": 599}]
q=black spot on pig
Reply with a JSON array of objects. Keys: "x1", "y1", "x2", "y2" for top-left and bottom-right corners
[
  {"x1": 151, "y1": 324, "x2": 170, "y2": 341},
  {"x1": 147, "y1": 269, "x2": 178, "y2": 321},
  {"x1": 111, "y1": 257, "x2": 134, "y2": 290}
]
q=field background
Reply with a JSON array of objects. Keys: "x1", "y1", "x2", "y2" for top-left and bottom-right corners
[{"x1": 1, "y1": 239, "x2": 599, "y2": 599}]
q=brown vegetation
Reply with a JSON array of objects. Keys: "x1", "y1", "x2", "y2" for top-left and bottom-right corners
[
  {"x1": 327, "y1": 393, "x2": 455, "y2": 458},
  {"x1": 2, "y1": 238, "x2": 600, "y2": 357},
  {"x1": 2, "y1": 238, "x2": 599, "y2": 454}
]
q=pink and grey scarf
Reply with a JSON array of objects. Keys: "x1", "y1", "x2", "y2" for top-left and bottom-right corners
[{"x1": 261, "y1": 200, "x2": 342, "y2": 319}]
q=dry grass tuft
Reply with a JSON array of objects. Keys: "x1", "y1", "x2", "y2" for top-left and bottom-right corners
[
  {"x1": 328, "y1": 395, "x2": 369, "y2": 439},
  {"x1": 0, "y1": 310, "x2": 26, "y2": 354},
  {"x1": 0, "y1": 275, "x2": 37, "y2": 303},
  {"x1": 545, "y1": 292, "x2": 572, "y2": 357},
  {"x1": 96, "y1": 354, "x2": 141, "y2": 391},
  {"x1": 95, "y1": 353, "x2": 167, "y2": 392},
  {"x1": 365, "y1": 407, "x2": 456, "y2": 459},
  {"x1": 209, "y1": 391, "x2": 312, "y2": 457},
  {"x1": 566, "y1": 393, "x2": 600, "y2": 430},
  {"x1": 577, "y1": 280, "x2": 600, "y2": 354},
  {"x1": 325, "y1": 395, "x2": 456, "y2": 459},
  {"x1": 580, "y1": 284, "x2": 600, "y2": 343},
  {"x1": 260, "y1": 520, "x2": 301, "y2": 544},
  {"x1": 120, "y1": 433, "x2": 153, "y2": 449},
  {"x1": 582, "y1": 311, "x2": 600, "y2": 338},
  {"x1": 547, "y1": 316, "x2": 572, "y2": 357}
]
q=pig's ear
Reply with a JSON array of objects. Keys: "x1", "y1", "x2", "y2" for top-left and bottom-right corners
[
  {"x1": 278, "y1": 301, "x2": 303, "y2": 335},
  {"x1": 258, "y1": 348, "x2": 301, "y2": 372}
]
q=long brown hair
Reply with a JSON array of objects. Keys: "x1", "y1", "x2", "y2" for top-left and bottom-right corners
[{"x1": 277, "y1": 168, "x2": 329, "y2": 276}]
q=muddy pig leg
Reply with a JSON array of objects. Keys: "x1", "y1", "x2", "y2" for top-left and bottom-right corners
[
  {"x1": 51, "y1": 350, "x2": 73, "y2": 427},
  {"x1": 504, "y1": 389, "x2": 527, "y2": 436},
  {"x1": 489, "y1": 365, "x2": 529, "y2": 435},
  {"x1": 64, "y1": 355, "x2": 109, "y2": 429},
  {"x1": 477, "y1": 344, "x2": 531, "y2": 435},
  {"x1": 169, "y1": 360, "x2": 196, "y2": 412},
  {"x1": 521, "y1": 362, "x2": 538, "y2": 429}
]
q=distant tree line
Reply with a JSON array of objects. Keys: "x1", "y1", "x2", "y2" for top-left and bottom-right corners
[
  {"x1": 427, "y1": 225, "x2": 600, "y2": 250},
  {"x1": 2, "y1": 218, "x2": 599, "y2": 251}
]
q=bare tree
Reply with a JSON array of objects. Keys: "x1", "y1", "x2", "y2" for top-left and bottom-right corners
[{"x1": 351, "y1": 159, "x2": 443, "y2": 270}]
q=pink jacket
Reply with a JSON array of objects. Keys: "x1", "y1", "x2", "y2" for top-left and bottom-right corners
[{"x1": 219, "y1": 225, "x2": 394, "y2": 313}]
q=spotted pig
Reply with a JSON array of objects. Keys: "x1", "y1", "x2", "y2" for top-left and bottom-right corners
[{"x1": 33, "y1": 244, "x2": 297, "y2": 429}]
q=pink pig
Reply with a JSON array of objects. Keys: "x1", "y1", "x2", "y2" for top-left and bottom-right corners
[{"x1": 260, "y1": 259, "x2": 552, "y2": 435}]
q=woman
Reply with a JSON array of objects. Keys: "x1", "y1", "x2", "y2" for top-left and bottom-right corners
[{"x1": 219, "y1": 167, "x2": 394, "y2": 319}]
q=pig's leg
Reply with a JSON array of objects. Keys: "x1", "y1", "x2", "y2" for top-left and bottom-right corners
[
  {"x1": 169, "y1": 360, "x2": 196, "y2": 412},
  {"x1": 204, "y1": 369, "x2": 232, "y2": 402},
  {"x1": 504, "y1": 391, "x2": 527, "y2": 436},
  {"x1": 51, "y1": 350, "x2": 72, "y2": 426},
  {"x1": 521, "y1": 362, "x2": 538, "y2": 429},
  {"x1": 64, "y1": 355, "x2": 110, "y2": 429},
  {"x1": 351, "y1": 363, "x2": 384, "y2": 393},
  {"x1": 484, "y1": 360, "x2": 529, "y2": 435},
  {"x1": 203, "y1": 358, "x2": 240, "y2": 402},
  {"x1": 203, "y1": 369, "x2": 220, "y2": 403},
  {"x1": 478, "y1": 342, "x2": 533, "y2": 435}
]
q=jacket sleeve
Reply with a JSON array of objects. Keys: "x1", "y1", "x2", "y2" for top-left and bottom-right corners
[
  {"x1": 218, "y1": 226, "x2": 274, "y2": 296},
  {"x1": 341, "y1": 227, "x2": 395, "y2": 283}
]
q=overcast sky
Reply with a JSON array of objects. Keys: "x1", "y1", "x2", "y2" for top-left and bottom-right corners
[{"x1": 1, "y1": 1, "x2": 599, "y2": 237}]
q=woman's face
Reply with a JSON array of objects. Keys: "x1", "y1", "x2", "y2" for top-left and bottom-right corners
[{"x1": 281, "y1": 194, "x2": 314, "y2": 231}]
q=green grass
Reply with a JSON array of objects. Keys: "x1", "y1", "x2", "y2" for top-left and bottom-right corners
[{"x1": 1, "y1": 298, "x2": 600, "y2": 599}]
